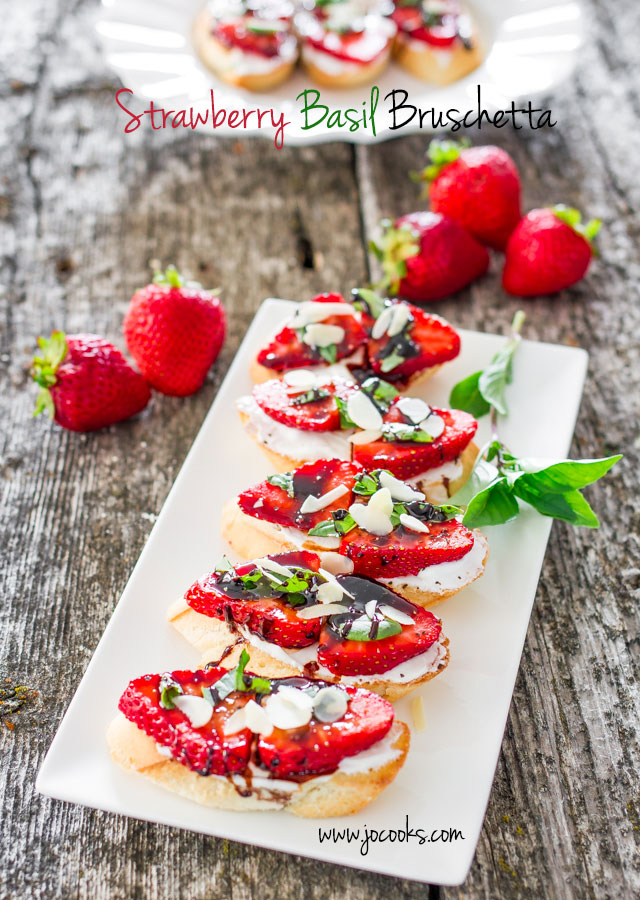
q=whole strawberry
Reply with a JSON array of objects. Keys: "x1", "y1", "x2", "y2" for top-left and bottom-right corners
[
  {"x1": 31, "y1": 331, "x2": 151, "y2": 432},
  {"x1": 124, "y1": 265, "x2": 226, "y2": 396},
  {"x1": 371, "y1": 211, "x2": 489, "y2": 302},
  {"x1": 415, "y1": 140, "x2": 521, "y2": 250},
  {"x1": 502, "y1": 206, "x2": 601, "y2": 297}
]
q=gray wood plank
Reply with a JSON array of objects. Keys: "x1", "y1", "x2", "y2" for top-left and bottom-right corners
[{"x1": 1, "y1": 0, "x2": 638, "y2": 897}]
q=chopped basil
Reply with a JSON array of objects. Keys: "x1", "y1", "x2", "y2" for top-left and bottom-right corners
[
  {"x1": 308, "y1": 510, "x2": 356, "y2": 537},
  {"x1": 267, "y1": 471, "x2": 294, "y2": 497},
  {"x1": 353, "y1": 471, "x2": 381, "y2": 496},
  {"x1": 204, "y1": 649, "x2": 272, "y2": 705},
  {"x1": 379, "y1": 350, "x2": 407, "y2": 373},
  {"x1": 159, "y1": 674, "x2": 183, "y2": 710},
  {"x1": 333, "y1": 614, "x2": 402, "y2": 642},
  {"x1": 381, "y1": 422, "x2": 433, "y2": 443},
  {"x1": 350, "y1": 288, "x2": 387, "y2": 319},
  {"x1": 246, "y1": 21, "x2": 281, "y2": 34},
  {"x1": 291, "y1": 387, "x2": 331, "y2": 406},
  {"x1": 335, "y1": 395, "x2": 356, "y2": 429},
  {"x1": 360, "y1": 376, "x2": 398, "y2": 412},
  {"x1": 318, "y1": 344, "x2": 338, "y2": 364}
]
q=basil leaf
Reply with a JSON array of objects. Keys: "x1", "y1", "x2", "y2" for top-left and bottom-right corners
[
  {"x1": 351, "y1": 288, "x2": 387, "y2": 318},
  {"x1": 209, "y1": 649, "x2": 272, "y2": 703},
  {"x1": 360, "y1": 377, "x2": 399, "y2": 412},
  {"x1": 477, "y1": 336, "x2": 520, "y2": 417},
  {"x1": 335, "y1": 395, "x2": 356, "y2": 429},
  {"x1": 380, "y1": 350, "x2": 406, "y2": 373},
  {"x1": 267, "y1": 472, "x2": 294, "y2": 497},
  {"x1": 450, "y1": 457, "x2": 500, "y2": 507},
  {"x1": 319, "y1": 344, "x2": 338, "y2": 365},
  {"x1": 284, "y1": 592, "x2": 307, "y2": 607},
  {"x1": 278, "y1": 572, "x2": 312, "y2": 594},
  {"x1": 434, "y1": 504, "x2": 464, "y2": 519},
  {"x1": 513, "y1": 480, "x2": 600, "y2": 528},
  {"x1": 353, "y1": 472, "x2": 380, "y2": 496},
  {"x1": 307, "y1": 519, "x2": 338, "y2": 537},
  {"x1": 462, "y1": 477, "x2": 520, "y2": 528},
  {"x1": 159, "y1": 675, "x2": 183, "y2": 710},
  {"x1": 382, "y1": 422, "x2": 433, "y2": 443},
  {"x1": 449, "y1": 370, "x2": 491, "y2": 418},
  {"x1": 515, "y1": 455, "x2": 621, "y2": 492},
  {"x1": 291, "y1": 387, "x2": 331, "y2": 406},
  {"x1": 333, "y1": 512, "x2": 356, "y2": 534},
  {"x1": 340, "y1": 615, "x2": 402, "y2": 642}
]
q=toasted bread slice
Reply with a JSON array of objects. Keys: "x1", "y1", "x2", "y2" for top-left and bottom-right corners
[
  {"x1": 192, "y1": 8, "x2": 296, "y2": 91},
  {"x1": 250, "y1": 356, "x2": 443, "y2": 391},
  {"x1": 107, "y1": 713, "x2": 410, "y2": 817},
  {"x1": 221, "y1": 497, "x2": 489, "y2": 606},
  {"x1": 167, "y1": 599, "x2": 450, "y2": 703},
  {"x1": 300, "y1": 44, "x2": 391, "y2": 89},
  {"x1": 393, "y1": 27, "x2": 483, "y2": 86}
]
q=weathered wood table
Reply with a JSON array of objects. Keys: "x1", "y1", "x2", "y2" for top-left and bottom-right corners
[{"x1": 1, "y1": 1, "x2": 639, "y2": 897}]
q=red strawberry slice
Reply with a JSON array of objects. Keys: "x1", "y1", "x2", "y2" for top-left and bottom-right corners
[
  {"x1": 257, "y1": 686, "x2": 394, "y2": 776},
  {"x1": 318, "y1": 577, "x2": 442, "y2": 675},
  {"x1": 256, "y1": 293, "x2": 367, "y2": 372},
  {"x1": 252, "y1": 377, "x2": 357, "y2": 431},
  {"x1": 237, "y1": 458, "x2": 363, "y2": 530},
  {"x1": 366, "y1": 304, "x2": 461, "y2": 382},
  {"x1": 118, "y1": 667, "x2": 252, "y2": 775},
  {"x1": 353, "y1": 406, "x2": 477, "y2": 479},
  {"x1": 339, "y1": 519, "x2": 475, "y2": 578},
  {"x1": 184, "y1": 552, "x2": 323, "y2": 648}
]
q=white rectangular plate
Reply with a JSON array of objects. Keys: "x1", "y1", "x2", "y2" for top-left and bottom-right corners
[{"x1": 37, "y1": 299, "x2": 588, "y2": 886}]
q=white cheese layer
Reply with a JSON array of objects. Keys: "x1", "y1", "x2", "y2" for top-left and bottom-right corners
[
  {"x1": 237, "y1": 394, "x2": 352, "y2": 461},
  {"x1": 382, "y1": 533, "x2": 488, "y2": 596}
]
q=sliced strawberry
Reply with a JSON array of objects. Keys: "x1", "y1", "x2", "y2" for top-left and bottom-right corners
[
  {"x1": 184, "y1": 552, "x2": 323, "y2": 648},
  {"x1": 339, "y1": 518, "x2": 475, "y2": 578},
  {"x1": 257, "y1": 685, "x2": 394, "y2": 776},
  {"x1": 237, "y1": 458, "x2": 363, "y2": 530},
  {"x1": 367, "y1": 303, "x2": 461, "y2": 382},
  {"x1": 318, "y1": 577, "x2": 442, "y2": 675},
  {"x1": 256, "y1": 293, "x2": 367, "y2": 372},
  {"x1": 354, "y1": 406, "x2": 477, "y2": 479},
  {"x1": 252, "y1": 377, "x2": 357, "y2": 431},
  {"x1": 118, "y1": 667, "x2": 252, "y2": 775}
]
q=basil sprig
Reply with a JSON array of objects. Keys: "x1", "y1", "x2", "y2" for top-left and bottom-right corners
[
  {"x1": 204, "y1": 649, "x2": 271, "y2": 705},
  {"x1": 267, "y1": 472, "x2": 294, "y2": 497},
  {"x1": 454, "y1": 441, "x2": 622, "y2": 529},
  {"x1": 450, "y1": 311, "x2": 525, "y2": 418}
]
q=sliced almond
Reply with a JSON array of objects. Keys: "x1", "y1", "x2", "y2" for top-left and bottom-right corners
[
  {"x1": 346, "y1": 390, "x2": 383, "y2": 430},
  {"x1": 388, "y1": 304, "x2": 412, "y2": 337},
  {"x1": 173, "y1": 695, "x2": 213, "y2": 729},
  {"x1": 420, "y1": 414, "x2": 445, "y2": 439},
  {"x1": 296, "y1": 602, "x2": 348, "y2": 620},
  {"x1": 283, "y1": 369, "x2": 317, "y2": 389},
  {"x1": 291, "y1": 302, "x2": 355, "y2": 328},
  {"x1": 364, "y1": 599, "x2": 377, "y2": 619},
  {"x1": 368, "y1": 487, "x2": 393, "y2": 517},
  {"x1": 302, "y1": 323, "x2": 345, "y2": 348},
  {"x1": 223, "y1": 705, "x2": 247, "y2": 736},
  {"x1": 254, "y1": 557, "x2": 294, "y2": 578},
  {"x1": 312, "y1": 686, "x2": 348, "y2": 723},
  {"x1": 316, "y1": 579, "x2": 344, "y2": 605},
  {"x1": 395, "y1": 396, "x2": 431, "y2": 425},
  {"x1": 265, "y1": 686, "x2": 313, "y2": 729},
  {"x1": 299, "y1": 483, "x2": 348, "y2": 514},
  {"x1": 349, "y1": 428, "x2": 382, "y2": 445},
  {"x1": 320, "y1": 552, "x2": 355, "y2": 575},
  {"x1": 371, "y1": 305, "x2": 393, "y2": 340},
  {"x1": 242, "y1": 699, "x2": 273, "y2": 736},
  {"x1": 379, "y1": 470, "x2": 425, "y2": 501},
  {"x1": 379, "y1": 603, "x2": 414, "y2": 625},
  {"x1": 349, "y1": 501, "x2": 393, "y2": 536},
  {"x1": 399, "y1": 513, "x2": 430, "y2": 534},
  {"x1": 318, "y1": 567, "x2": 355, "y2": 599}
]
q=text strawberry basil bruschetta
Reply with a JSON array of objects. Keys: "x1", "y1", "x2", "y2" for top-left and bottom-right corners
[
  {"x1": 107, "y1": 650, "x2": 409, "y2": 816},
  {"x1": 252, "y1": 289, "x2": 461, "y2": 390},
  {"x1": 168, "y1": 550, "x2": 449, "y2": 701},
  {"x1": 222, "y1": 458, "x2": 489, "y2": 607},
  {"x1": 237, "y1": 370, "x2": 478, "y2": 502}
]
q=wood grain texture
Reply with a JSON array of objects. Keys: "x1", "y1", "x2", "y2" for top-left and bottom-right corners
[{"x1": 0, "y1": 0, "x2": 638, "y2": 898}]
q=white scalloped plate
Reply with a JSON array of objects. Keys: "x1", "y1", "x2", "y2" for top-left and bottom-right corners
[
  {"x1": 37, "y1": 299, "x2": 589, "y2": 886},
  {"x1": 96, "y1": 0, "x2": 585, "y2": 144}
]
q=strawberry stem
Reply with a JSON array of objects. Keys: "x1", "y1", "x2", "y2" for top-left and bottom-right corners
[
  {"x1": 370, "y1": 219, "x2": 420, "y2": 295},
  {"x1": 411, "y1": 138, "x2": 470, "y2": 191},
  {"x1": 552, "y1": 204, "x2": 601, "y2": 247},
  {"x1": 153, "y1": 264, "x2": 185, "y2": 288},
  {"x1": 31, "y1": 330, "x2": 67, "y2": 418}
]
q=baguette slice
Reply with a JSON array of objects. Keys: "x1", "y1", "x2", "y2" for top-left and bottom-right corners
[
  {"x1": 392, "y1": 22, "x2": 483, "y2": 86},
  {"x1": 192, "y1": 8, "x2": 297, "y2": 91},
  {"x1": 221, "y1": 497, "x2": 489, "y2": 607},
  {"x1": 107, "y1": 713, "x2": 410, "y2": 817},
  {"x1": 300, "y1": 43, "x2": 392, "y2": 89},
  {"x1": 250, "y1": 355, "x2": 442, "y2": 390},
  {"x1": 237, "y1": 400, "x2": 479, "y2": 502},
  {"x1": 168, "y1": 600, "x2": 450, "y2": 703}
]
